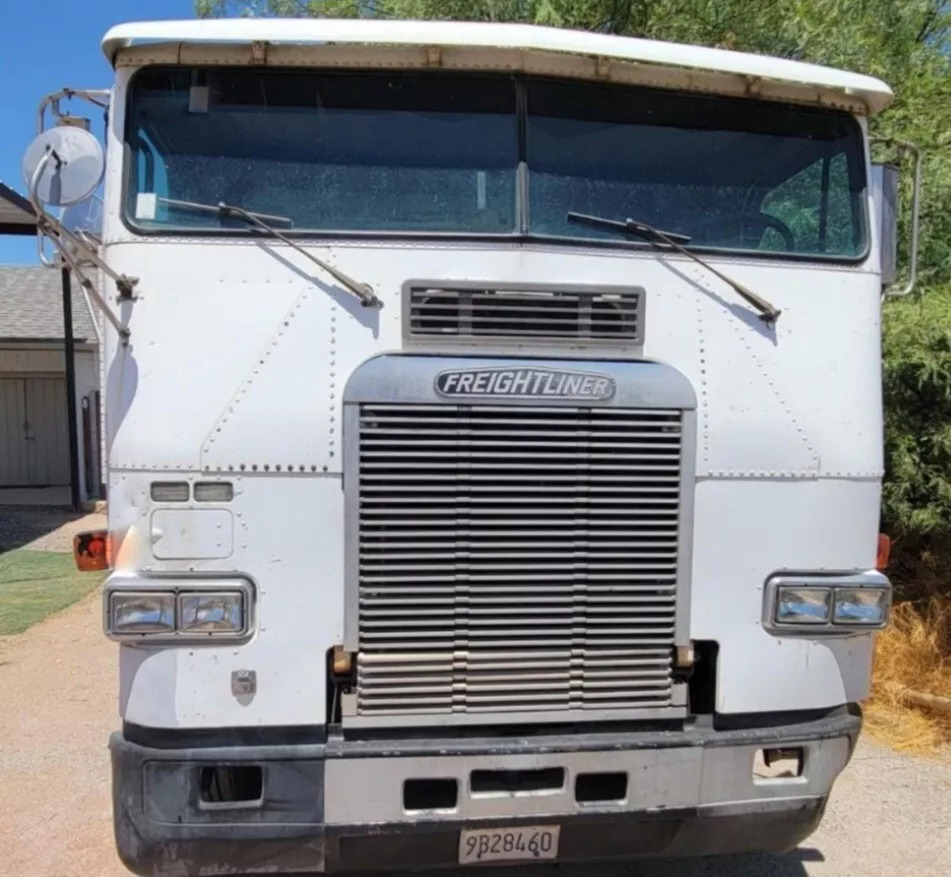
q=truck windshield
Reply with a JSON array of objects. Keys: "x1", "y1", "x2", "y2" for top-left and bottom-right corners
[{"x1": 125, "y1": 68, "x2": 867, "y2": 260}]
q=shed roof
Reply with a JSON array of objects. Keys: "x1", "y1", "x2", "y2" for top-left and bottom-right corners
[
  {"x1": 0, "y1": 266, "x2": 97, "y2": 344},
  {"x1": 0, "y1": 182, "x2": 36, "y2": 236}
]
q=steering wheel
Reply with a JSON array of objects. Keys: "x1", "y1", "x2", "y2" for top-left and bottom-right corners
[{"x1": 691, "y1": 213, "x2": 796, "y2": 251}]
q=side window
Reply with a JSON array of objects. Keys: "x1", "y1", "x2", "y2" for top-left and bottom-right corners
[{"x1": 761, "y1": 153, "x2": 858, "y2": 256}]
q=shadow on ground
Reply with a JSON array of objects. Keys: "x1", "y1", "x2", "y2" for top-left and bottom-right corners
[
  {"x1": 345, "y1": 850, "x2": 820, "y2": 877},
  {"x1": 0, "y1": 506, "x2": 86, "y2": 553},
  {"x1": 556, "y1": 850, "x2": 818, "y2": 875}
]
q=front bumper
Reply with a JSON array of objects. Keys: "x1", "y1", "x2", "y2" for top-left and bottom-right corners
[{"x1": 112, "y1": 708, "x2": 861, "y2": 875}]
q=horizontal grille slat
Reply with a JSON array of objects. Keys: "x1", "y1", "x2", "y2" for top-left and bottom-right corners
[
  {"x1": 359, "y1": 589, "x2": 677, "y2": 601},
  {"x1": 360, "y1": 476, "x2": 681, "y2": 485},
  {"x1": 360, "y1": 426, "x2": 678, "y2": 436},
  {"x1": 362, "y1": 409, "x2": 677, "y2": 420},
  {"x1": 356, "y1": 496, "x2": 670, "y2": 504},
  {"x1": 359, "y1": 574, "x2": 678, "y2": 584},
  {"x1": 360, "y1": 595, "x2": 677, "y2": 606},
  {"x1": 362, "y1": 543, "x2": 678, "y2": 550},
  {"x1": 361, "y1": 552, "x2": 679, "y2": 562},
  {"x1": 355, "y1": 402, "x2": 683, "y2": 718},
  {"x1": 407, "y1": 285, "x2": 643, "y2": 344}
]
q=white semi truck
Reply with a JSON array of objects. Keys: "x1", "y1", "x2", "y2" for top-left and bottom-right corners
[{"x1": 24, "y1": 18, "x2": 914, "y2": 875}]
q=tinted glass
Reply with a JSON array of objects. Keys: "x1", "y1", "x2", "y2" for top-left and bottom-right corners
[
  {"x1": 525, "y1": 79, "x2": 866, "y2": 257},
  {"x1": 126, "y1": 69, "x2": 518, "y2": 233},
  {"x1": 125, "y1": 69, "x2": 866, "y2": 258}
]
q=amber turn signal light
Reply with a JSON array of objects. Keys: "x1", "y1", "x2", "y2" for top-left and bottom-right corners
[
  {"x1": 74, "y1": 529, "x2": 109, "y2": 572},
  {"x1": 876, "y1": 533, "x2": 891, "y2": 571}
]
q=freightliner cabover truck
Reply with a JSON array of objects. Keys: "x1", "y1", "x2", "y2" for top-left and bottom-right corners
[{"x1": 22, "y1": 17, "x2": 918, "y2": 875}]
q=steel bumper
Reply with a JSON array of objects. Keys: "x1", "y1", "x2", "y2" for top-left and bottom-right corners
[{"x1": 111, "y1": 708, "x2": 861, "y2": 875}]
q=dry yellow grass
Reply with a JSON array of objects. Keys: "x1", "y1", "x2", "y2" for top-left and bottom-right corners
[{"x1": 865, "y1": 598, "x2": 951, "y2": 753}]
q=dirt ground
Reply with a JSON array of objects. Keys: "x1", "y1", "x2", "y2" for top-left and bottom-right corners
[
  {"x1": 0, "y1": 592, "x2": 121, "y2": 876},
  {"x1": 1, "y1": 586, "x2": 950, "y2": 877}
]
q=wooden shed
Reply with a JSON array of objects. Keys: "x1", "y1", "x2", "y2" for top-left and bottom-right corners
[{"x1": 0, "y1": 264, "x2": 102, "y2": 502}]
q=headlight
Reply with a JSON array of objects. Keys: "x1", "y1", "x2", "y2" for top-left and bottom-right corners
[
  {"x1": 179, "y1": 591, "x2": 245, "y2": 634},
  {"x1": 764, "y1": 571, "x2": 891, "y2": 633},
  {"x1": 833, "y1": 587, "x2": 890, "y2": 626},
  {"x1": 109, "y1": 591, "x2": 176, "y2": 634},
  {"x1": 775, "y1": 587, "x2": 832, "y2": 625},
  {"x1": 103, "y1": 578, "x2": 253, "y2": 642}
]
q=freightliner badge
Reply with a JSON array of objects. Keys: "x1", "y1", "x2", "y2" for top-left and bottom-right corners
[{"x1": 435, "y1": 367, "x2": 616, "y2": 401}]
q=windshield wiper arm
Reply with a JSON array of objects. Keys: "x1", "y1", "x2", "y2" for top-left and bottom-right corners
[
  {"x1": 568, "y1": 211, "x2": 693, "y2": 246},
  {"x1": 567, "y1": 211, "x2": 781, "y2": 324},
  {"x1": 162, "y1": 197, "x2": 294, "y2": 227},
  {"x1": 160, "y1": 197, "x2": 382, "y2": 308}
]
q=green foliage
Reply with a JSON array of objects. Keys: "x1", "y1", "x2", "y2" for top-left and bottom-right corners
[
  {"x1": 883, "y1": 292, "x2": 951, "y2": 535},
  {"x1": 881, "y1": 287, "x2": 951, "y2": 597},
  {"x1": 194, "y1": 0, "x2": 951, "y2": 584}
]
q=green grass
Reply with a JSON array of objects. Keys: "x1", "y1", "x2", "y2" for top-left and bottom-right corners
[{"x1": 0, "y1": 550, "x2": 102, "y2": 636}]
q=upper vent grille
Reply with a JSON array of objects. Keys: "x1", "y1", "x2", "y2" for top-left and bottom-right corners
[{"x1": 406, "y1": 284, "x2": 644, "y2": 346}]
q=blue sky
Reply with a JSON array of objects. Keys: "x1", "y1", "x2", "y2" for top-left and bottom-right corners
[{"x1": 0, "y1": 0, "x2": 196, "y2": 264}]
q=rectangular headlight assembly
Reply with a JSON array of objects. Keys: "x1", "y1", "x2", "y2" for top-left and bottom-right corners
[
  {"x1": 104, "y1": 578, "x2": 252, "y2": 642},
  {"x1": 110, "y1": 591, "x2": 176, "y2": 634},
  {"x1": 765, "y1": 571, "x2": 891, "y2": 633},
  {"x1": 179, "y1": 591, "x2": 245, "y2": 634},
  {"x1": 833, "y1": 587, "x2": 891, "y2": 626},
  {"x1": 775, "y1": 586, "x2": 832, "y2": 625}
]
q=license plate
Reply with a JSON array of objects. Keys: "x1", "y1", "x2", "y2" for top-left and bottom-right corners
[{"x1": 458, "y1": 825, "x2": 560, "y2": 864}]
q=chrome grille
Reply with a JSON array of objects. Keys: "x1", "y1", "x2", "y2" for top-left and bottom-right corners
[
  {"x1": 407, "y1": 285, "x2": 643, "y2": 344},
  {"x1": 355, "y1": 403, "x2": 683, "y2": 718}
]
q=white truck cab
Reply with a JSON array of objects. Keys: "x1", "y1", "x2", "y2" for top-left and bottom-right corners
[{"x1": 23, "y1": 18, "x2": 909, "y2": 875}]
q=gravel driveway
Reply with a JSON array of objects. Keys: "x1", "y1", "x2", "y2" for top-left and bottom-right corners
[{"x1": 1, "y1": 591, "x2": 949, "y2": 877}]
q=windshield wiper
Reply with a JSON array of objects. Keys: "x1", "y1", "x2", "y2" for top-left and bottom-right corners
[
  {"x1": 567, "y1": 211, "x2": 781, "y2": 324},
  {"x1": 160, "y1": 197, "x2": 381, "y2": 308}
]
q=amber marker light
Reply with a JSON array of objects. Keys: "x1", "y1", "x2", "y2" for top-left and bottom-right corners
[{"x1": 73, "y1": 529, "x2": 110, "y2": 572}]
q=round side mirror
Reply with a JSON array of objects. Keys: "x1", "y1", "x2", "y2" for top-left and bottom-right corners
[{"x1": 22, "y1": 126, "x2": 104, "y2": 207}]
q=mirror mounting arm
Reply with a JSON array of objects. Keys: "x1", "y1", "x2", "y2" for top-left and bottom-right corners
[
  {"x1": 28, "y1": 151, "x2": 136, "y2": 344},
  {"x1": 57, "y1": 246, "x2": 131, "y2": 346},
  {"x1": 28, "y1": 150, "x2": 139, "y2": 293},
  {"x1": 872, "y1": 136, "x2": 922, "y2": 298},
  {"x1": 38, "y1": 88, "x2": 110, "y2": 133}
]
